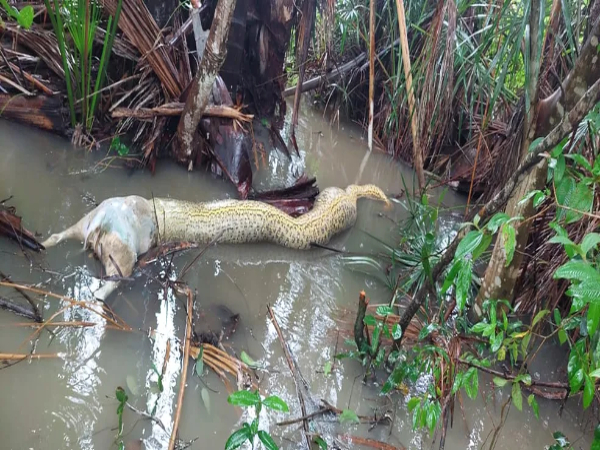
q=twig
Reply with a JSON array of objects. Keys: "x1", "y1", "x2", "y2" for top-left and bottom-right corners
[
  {"x1": 0, "y1": 73, "x2": 33, "y2": 96},
  {"x1": 0, "y1": 352, "x2": 61, "y2": 360},
  {"x1": 0, "y1": 295, "x2": 38, "y2": 321},
  {"x1": 0, "y1": 271, "x2": 42, "y2": 322},
  {"x1": 168, "y1": 286, "x2": 194, "y2": 450},
  {"x1": 124, "y1": 400, "x2": 168, "y2": 433},
  {"x1": 267, "y1": 305, "x2": 312, "y2": 450},
  {"x1": 276, "y1": 407, "x2": 330, "y2": 426}
]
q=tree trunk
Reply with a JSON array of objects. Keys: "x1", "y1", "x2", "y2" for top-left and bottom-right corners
[
  {"x1": 174, "y1": 0, "x2": 238, "y2": 165},
  {"x1": 477, "y1": 14, "x2": 600, "y2": 311}
]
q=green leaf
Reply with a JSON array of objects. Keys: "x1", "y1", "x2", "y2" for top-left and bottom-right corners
[
  {"x1": 455, "y1": 231, "x2": 484, "y2": 259},
  {"x1": 371, "y1": 323, "x2": 382, "y2": 354},
  {"x1": 464, "y1": 368, "x2": 478, "y2": 399},
  {"x1": 592, "y1": 424, "x2": 600, "y2": 450},
  {"x1": 16, "y1": 5, "x2": 33, "y2": 29},
  {"x1": 554, "y1": 154, "x2": 566, "y2": 182},
  {"x1": 228, "y1": 390, "x2": 261, "y2": 407},
  {"x1": 511, "y1": 381, "x2": 523, "y2": 411},
  {"x1": 363, "y1": 315, "x2": 377, "y2": 327},
  {"x1": 493, "y1": 377, "x2": 509, "y2": 387},
  {"x1": 589, "y1": 368, "x2": 600, "y2": 378},
  {"x1": 583, "y1": 374, "x2": 594, "y2": 409},
  {"x1": 566, "y1": 153, "x2": 592, "y2": 172},
  {"x1": 240, "y1": 351, "x2": 259, "y2": 368},
  {"x1": 486, "y1": 213, "x2": 510, "y2": 233},
  {"x1": 339, "y1": 409, "x2": 360, "y2": 424},
  {"x1": 115, "y1": 386, "x2": 128, "y2": 403},
  {"x1": 589, "y1": 303, "x2": 600, "y2": 336},
  {"x1": 407, "y1": 397, "x2": 420, "y2": 411},
  {"x1": 323, "y1": 361, "x2": 332, "y2": 376},
  {"x1": 201, "y1": 387, "x2": 211, "y2": 413},
  {"x1": 195, "y1": 357, "x2": 204, "y2": 377},
  {"x1": 418, "y1": 323, "x2": 438, "y2": 341},
  {"x1": 532, "y1": 310, "x2": 549, "y2": 328},
  {"x1": 554, "y1": 261, "x2": 600, "y2": 283},
  {"x1": 472, "y1": 233, "x2": 493, "y2": 260},
  {"x1": 555, "y1": 177, "x2": 576, "y2": 222},
  {"x1": 441, "y1": 260, "x2": 462, "y2": 295},
  {"x1": 532, "y1": 191, "x2": 547, "y2": 208},
  {"x1": 528, "y1": 137, "x2": 544, "y2": 152},
  {"x1": 376, "y1": 306, "x2": 394, "y2": 316},
  {"x1": 391, "y1": 324, "x2": 402, "y2": 340},
  {"x1": 565, "y1": 182, "x2": 593, "y2": 224},
  {"x1": 313, "y1": 436, "x2": 328, "y2": 450},
  {"x1": 502, "y1": 224, "x2": 516, "y2": 266},
  {"x1": 581, "y1": 233, "x2": 600, "y2": 254},
  {"x1": 456, "y1": 259, "x2": 473, "y2": 311},
  {"x1": 257, "y1": 430, "x2": 279, "y2": 450},
  {"x1": 527, "y1": 394, "x2": 539, "y2": 419},
  {"x1": 490, "y1": 331, "x2": 504, "y2": 353},
  {"x1": 451, "y1": 372, "x2": 464, "y2": 394},
  {"x1": 471, "y1": 322, "x2": 488, "y2": 334},
  {"x1": 262, "y1": 395, "x2": 289, "y2": 412},
  {"x1": 224, "y1": 427, "x2": 251, "y2": 450}
]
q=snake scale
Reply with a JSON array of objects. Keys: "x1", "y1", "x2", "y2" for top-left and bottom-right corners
[{"x1": 42, "y1": 184, "x2": 390, "y2": 300}]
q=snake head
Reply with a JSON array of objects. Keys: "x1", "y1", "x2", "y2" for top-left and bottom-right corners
[{"x1": 349, "y1": 184, "x2": 392, "y2": 209}]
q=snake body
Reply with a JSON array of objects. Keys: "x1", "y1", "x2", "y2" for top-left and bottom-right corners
[{"x1": 42, "y1": 184, "x2": 389, "y2": 299}]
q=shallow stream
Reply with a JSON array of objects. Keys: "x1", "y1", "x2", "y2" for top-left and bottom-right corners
[{"x1": 0, "y1": 104, "x2": 593, "y2": 449}]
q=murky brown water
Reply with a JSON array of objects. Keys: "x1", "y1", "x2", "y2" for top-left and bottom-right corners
[{"x1": 0, "y1": 104, "x2": 593, "y2": 450}]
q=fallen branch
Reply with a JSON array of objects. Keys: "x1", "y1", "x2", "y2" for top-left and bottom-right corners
[
  {"x1": 394, "y1": 75, "x2": 600, "y2": 344},
  {"x1": 168, "y1": 286, "x2": 193, "y2": 450},
  {"x1": 267, "y1": 304, "x2": 312, "y2": 450},
  {"x1": 112, "y1": 103, "x2": 253, "y2": 122},
  {"x1": 0, "y1": 271, "x2": 42, "y2": 322},
  {"x1": 0, "y1": 352, "x2": 61, "y2": 361},
  {"x1": 0, "y1": 296, "x2": 38, "y2": 321}
]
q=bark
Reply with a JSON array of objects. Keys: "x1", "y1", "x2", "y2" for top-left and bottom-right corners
[
  {"x1": 477, "y1": 14, "x2": 600, "y2": 310},
  {"x1": 394, "y1": 76, "x2": 600, "y2": 345},
  {"x1": 290, "y1": 0, "x2": 317, "y2": 130},
  {"x1": 175, "y1": 0, "x2": 238, "y2": 165},
  {"x1": 0, "y1": 94, "x2": 68, "y2": 134}
]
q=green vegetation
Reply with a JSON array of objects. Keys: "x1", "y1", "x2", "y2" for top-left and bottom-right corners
[
  {"x1": 42, "y1": 0, "x2": 123, "y2": 129},
  {"x1": 225, "y1": 390, "x2": 289, "y2": 450}
]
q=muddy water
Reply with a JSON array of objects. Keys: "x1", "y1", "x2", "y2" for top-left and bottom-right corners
[{"x1": 0, "y1": 105, "x2": 592, "y2": 450}]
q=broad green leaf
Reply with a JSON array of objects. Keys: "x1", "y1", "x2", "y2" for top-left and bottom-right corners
[
  {"x1": 418, "y1": 323, "x2": 438, "y2": 341},
  {"x1": 592, "y1": 424, "x2": 600, "y2": 450},
  {"x1": 527, "y1": 394, "x2": 539, "y2": 419},
  {"x1": 590, "y1": 368, "x2": 600, "y2": 378},
  {"x1": 201, "y1": 387, "x2": 211, "y2": 413},
  {"x1": 227, "y1": 390, "x2": 261, "y2": 407},
  {"x1": 224, "y1": 427, "x2": 251, "y2": 450},
  {"x1": 570, "y1": 282, "x2": 600, "y2": 303},
  {"x1": 589, "y1": 303, "x2": 600, "y2": 336},
  {"x1": 493, "y1": 377, "x2": 508, "y2": 387},
  {"x1": 363, "y1": 315, "x2": 377, "y2": 327},
  {"x1": 313, "y1": 436, "x2": 328, "y2": 450},
  {"x1": 456, "y1": 259, "x2": 473, "y2": 311},
  {"x1": 486, "y1": 213, "x2": 511, "y2": 233},
  {"x1": 376, "y1": 306, "x2": 394, "y2": 316},
  {"x1": 490, "y1": 331, "x2": 504, "y2": 353},
  {"x1": 392, "y1": 324, "x2": 402, "y2": 340},
  {"x1": 257, "y1": 430, "x2": 279, "y2": 450},
  {"x1": 528, "y1": 137, "x2": 544, "y2": 152},
  {"x1": 455, "y1": 231, "x2": 484, "y2": 259},
  {"x1": 502, "y1": 224, "x2": 516, "y2": 266},
  {"x1": 532, "y1": 310, "x2": 549, "y2": 328},
  {"x1": 583, "y1": 374, "x2": 594, "y2": 409},
  {"x1": 451, "y1": 372, "x2": 464, "y2": 394},
  {"x1": 240, "y1": 351, "x2": 259, "y2": 368},
  {"x1": 532, "y1": 191, "x2": 547, "y2": 208},
  {"x1": 581, "y1": 233, "x2": 600, "y2": 255},
  {"x1": 472, "y1": 233, "x2": 493, "y2": 260},
  {"x1": 465, "y1": 368, "x2": 478, "y2": 399},
  {"x1": 371, "y1": 323, "x2": 382, "y2": 354},
  {"x1": 17, "y1": 5, "x2": 33, "y2": 29},
  {"x1": 516, "y1": 373, "x2": 532, "y2": 386},
  {"x1": 554, "y1": 154, "x2": 566, "y2": 182},
  {"x1": 339, "y1": 409, "x2": 360, "y2": 424},
  {"x1": 511, "y1": 381, "x2": 522, "y2": 411},
  {"x1": 555, "y1": 177, "x2": 576, "y2": 222},
  {"x1": 554, "y1": 261, "x2": 600, "y2": 283},
  {"x1": 323, "y1": 361, "x2": 332, "y2": 376},
  {"x1": 565, "y1": 182, "x2": 593, "y2": 224},
  {"x1": 441, "y1": 260, "x2": 462, "y2": 295},
  {"x1": 548, "y1": 235, "x2": 581, "y2": 257},
  {"x1": 407, "y1": 397, "x2": 420, "y2": 411},
  {"x1": 566, "y1": 153, "x2": 592, "y2": 172},
  {"x1": 262, "y1": 395, "x2": 289, "y2": 412},
  {"x1": 471, "y1": 322, "x2": 488, "y2": 334}
]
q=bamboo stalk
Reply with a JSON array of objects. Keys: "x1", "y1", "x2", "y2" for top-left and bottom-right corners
[{"x1": 394, "y1": 0, "x2": 425, "y2": 189}]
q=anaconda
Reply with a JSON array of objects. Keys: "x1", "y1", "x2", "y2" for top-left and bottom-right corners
[{"x1": 42, "y1": 184, "x2": 390, "y2": 300}]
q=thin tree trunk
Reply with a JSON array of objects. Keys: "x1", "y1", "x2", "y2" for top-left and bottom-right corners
[
  {"x1": 367, "y1": 0, "x2": 376, "y2": 151},
  {"x1": 174, "y1": 0, "x2": 238, "y2": 165},
  {"x1": 477, "y1": 13, "x2": 600, "y2": 311},
  {"x1": 290, "y1": 0, "x2": 317, "y2": 131},
  {"x1": 394, "y1": 0, "x2": 424, "y2": 189}
]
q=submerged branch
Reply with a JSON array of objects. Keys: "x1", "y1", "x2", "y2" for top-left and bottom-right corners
[{"x1": 112, "y1": 103, "x2": 253, "y2": 122}]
